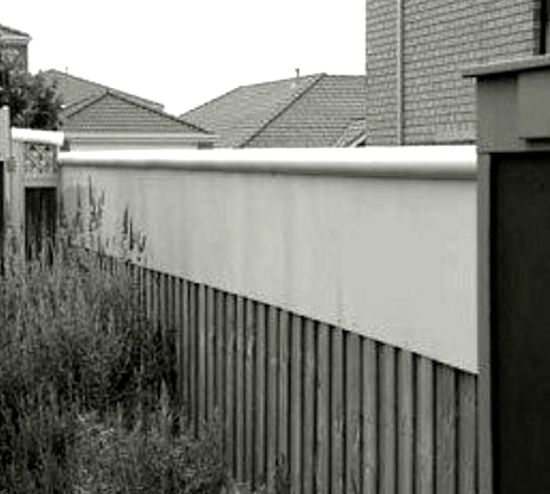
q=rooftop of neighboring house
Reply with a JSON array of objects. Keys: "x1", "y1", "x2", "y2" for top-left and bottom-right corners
[
  {"x1": 0, "y1": 23, "x2": 30, "y2": 42},
  {"x1": 180, "y1": 73, "x2": 366, "y2": 148},
  {"x1": 60, "y1": 89, "x2": 210, "y2": 135},
  {"x1": 43, "y1": 69, "x2": 165, "y2": 112},
  {"x1": 38, "y1": 69, "x2": 209, "y2": 137}
]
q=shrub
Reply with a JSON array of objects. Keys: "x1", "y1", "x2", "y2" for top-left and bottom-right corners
[
  {"x1": 73, "y1": 395, "x2": 226, "y2": 494},
  {"x1": 0, "y1": 211, "x2": 225, "y2": 492},
  {"x1": 0, "y1": 39, "x2": 62, "y2": 130}
]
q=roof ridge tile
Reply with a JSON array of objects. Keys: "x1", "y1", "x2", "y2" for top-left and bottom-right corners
[
  {"x1": 238, "y1": 73, "x2": 326, "y2": 147},
  {"x1": 44, "y1": 69, "x2": 164, "y2": 111}
]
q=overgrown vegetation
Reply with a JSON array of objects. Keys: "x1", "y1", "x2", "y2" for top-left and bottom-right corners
[
  {"x1": 0, "y1": 40, "x2": 62, "y2": 129},
  {"x1": 0, "y1": 201, "x2": 226, "y2": 493}
]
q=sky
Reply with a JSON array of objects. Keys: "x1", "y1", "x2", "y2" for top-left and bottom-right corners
[{"x1": 3, "y1": 1, "x2": 365, "y2": 116}]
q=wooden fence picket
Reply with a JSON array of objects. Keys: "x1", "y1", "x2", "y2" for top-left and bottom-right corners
[{"x1": 122, "y1": 265, "x2": 479, "y2": 494}]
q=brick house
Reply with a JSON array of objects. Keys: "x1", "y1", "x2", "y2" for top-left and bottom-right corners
[
  {"x1": 0, "y1": 23, "x2": 30, "y2": 72},
  {"x1": 366, "y1": 0, "x2": 550, "y2": 145}
]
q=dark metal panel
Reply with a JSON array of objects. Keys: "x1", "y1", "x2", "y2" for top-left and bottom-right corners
[
  {"x1": 24, "y1": 187, "x2": 56, "y2": 257},
  {"x1": 491, "y1": 153, "x2": 550, "y2": 493}
]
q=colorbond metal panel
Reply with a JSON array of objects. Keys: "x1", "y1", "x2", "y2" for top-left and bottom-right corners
[{"x1": 491, "y1": 155, "x2": 550, "y2": 494}]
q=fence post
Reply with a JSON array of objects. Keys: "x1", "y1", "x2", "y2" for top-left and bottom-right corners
[
  {"x1": 0, "y1": 106, "x2": 7, "y2": 256},
  {"x1": 10, "y1": 137, "x2": 24, "y2": 245},
  {"x1": 467, "y1": 58, "x2": 550, "y2": 494},
  {"x1": 0, "y1": 106, "x2": 23, "y2": 255}
]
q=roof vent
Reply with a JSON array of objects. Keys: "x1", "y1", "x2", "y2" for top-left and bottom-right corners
[{"x1": 290, "y1": 68, "x2": 301, "y2": 89}]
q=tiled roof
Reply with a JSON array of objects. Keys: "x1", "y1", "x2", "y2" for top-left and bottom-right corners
[
  {"x1": 43, "y1": 69, "x2": 164, "y2": 111},
  {"x1": 61, "y1": 90, "x2": 210, "y2": 135},
  {"x1": 335, "y1": 118, "x2": 366, "y2": 147},
  {"x1": 181, "y1": 74, "x2": 323, "y2": 147},
  {"x1": 0, "y1": 23, "x2": 30, "y2": 39},
  {"x1": 181, "y1": 74, "x2": 366, "y2": 148}
]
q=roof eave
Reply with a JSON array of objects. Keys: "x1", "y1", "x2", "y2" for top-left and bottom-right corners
[
  {"x1": 0, "y1": 23, "x2": 31, "y2": 39},
  {"x1": 0, "y1": 35, "x2": 30, "y2": 45},
  {"x1": 65, "y1": 131, "x2": 216, "y2": 146}
]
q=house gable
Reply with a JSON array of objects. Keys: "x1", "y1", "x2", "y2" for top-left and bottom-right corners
[
  {"x1": 62, "y1": 91, "x2": 208, "y2": 134},
  {"x1": 43, "y1": 69, "x2": 165, "y2": 112},
  {"x1": 182, "y1": 74, "x2": 366, "y2": 148}
]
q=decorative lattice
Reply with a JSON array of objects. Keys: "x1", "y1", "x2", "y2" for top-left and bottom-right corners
[{"x1": 23, "y1": 142, "x2": 57, "y2": 178}]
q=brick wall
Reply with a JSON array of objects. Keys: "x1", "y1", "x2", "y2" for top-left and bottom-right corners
[
  {"x1": 366, "y1": 0, "x2": 541, "y2": 144},
  {"x1": 366, "y1": 0, "x2": 399, "y2": 144}
]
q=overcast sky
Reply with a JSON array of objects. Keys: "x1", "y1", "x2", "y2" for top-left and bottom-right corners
[{"x1": 4, "y1": 1, "x2": 365, "y2": 115}]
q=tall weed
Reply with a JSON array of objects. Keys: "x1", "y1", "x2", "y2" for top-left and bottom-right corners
[{"x1": 0, "y1": 189, "x2": 225, "y2": 493}]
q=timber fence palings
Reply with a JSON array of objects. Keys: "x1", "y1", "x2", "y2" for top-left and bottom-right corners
[{"x1": 131, "y1": 263, "x2": 478, "y2": 494}]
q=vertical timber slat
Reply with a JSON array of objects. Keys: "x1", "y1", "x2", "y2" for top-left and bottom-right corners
[
  {"x1": 159, "y1": 273, "x2": 166, "y2": 354},
  {"x1": 302, "y1": 319, "x2": 316, "y2": 494},
  {"x1": 416, "y1": 357, "x2": 435, "y2": 494},
  {"x1": 153, "y1": 271, "x2": 160, "y2": 335},
  {"x1": 380, "y1": 345, "x2": 396, "y2": 494},
  {"x1": 189, "y1": 283, "x2": 198, "y2": 431},
  {"x1": 198, "y1": 285, "x2": 207, "y2": 426},
  {"x1": 345, "y1": 333, "x2": 361, "y2": 494},
  {"x1": 436, "y1": 365, "x2": 457, "y2": 494},
  {"x1": 166, "y1": 275, "x2": 175, "y2": 398},
  {"x1": 315, "y1": 323, "x2": 330, "y2": 494},
  {"x1": 225, "y1": 294, "x2": 236, "y2": 475},
  {"x1": 244, "y1": 299, "x2": 255, "y2": 485},
  {"x1": 215, "y1": 291, "x2": 226, "y2": 446},
  {"x1": 145, "y1": 269, "x2": 152, "y2": 322},
  {"x1": 289, "y1": 315, "x2": 302, "y2": 494},
  {"x1": 206, "y1": 286, "x2": 215, "y2": 420},
  {"x1": 182, "y1": 281, "x2": 190, "y2": 418},
  {"x1": 362, "y1": 339, "x2": 378, "y2": 494},
  {"x1": 458, "y1": 373, "x2": 477, "y2": 494},
  {"x1": 235, "y1": 296, "x2": 245, "y2": 481},
  {"x1": 266, "y1": 306, "x2": 279, "y2": 492},
  {"x1": 398, "y1": 350, "x2": 414, "y2": 494},
  {"x1": 254, "y1": 303, "x2": 267, "y2": 488},
  {"x1": 174, "y1": 277, "x2": 183, "y2": 406},
  {"x1": 278, "y1": 310, "x2": 290, "y2": 483},
  {"x1": 331, "y1": 327, "x2": 344, "y2": 494}
]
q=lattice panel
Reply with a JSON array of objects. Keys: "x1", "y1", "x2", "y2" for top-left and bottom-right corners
[{"x1": 23, "y1": 142, "x2": 57, "y2": 179}]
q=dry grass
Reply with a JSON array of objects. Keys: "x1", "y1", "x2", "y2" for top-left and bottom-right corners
[{"x1": 0, "y1": 213, "x2": 225, "y2": 493}]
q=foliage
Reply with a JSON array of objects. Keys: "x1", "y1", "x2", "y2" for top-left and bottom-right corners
[
  {"x1": 0, "y1": 239, "x2": 161, "y2": 492},
  {"x1": 0, "y1": 198, "x2": 226, "y2": 493},
  {"x1": 73, "y1": 392, "x2": 225, "y2": 494},
  {"x1": 0, "y1": 43, "x2": 62, "y2": 129}
]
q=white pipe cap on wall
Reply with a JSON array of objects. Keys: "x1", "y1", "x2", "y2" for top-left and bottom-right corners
[{"x1": 11, "y1": 127, "x2": 64, "y2": 147}]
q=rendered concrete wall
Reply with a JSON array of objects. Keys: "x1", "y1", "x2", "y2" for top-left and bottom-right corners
[{"x1": 59, "y1": 147, "x2": 477, "y2": 372}]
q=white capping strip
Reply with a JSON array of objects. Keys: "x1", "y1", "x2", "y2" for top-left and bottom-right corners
[
  {"x1": 59, "y1": 146, "x2": 477, "y2": 180},
  {"x1": 11, "y1": 127, "x2": 65, "y2": 147},
  {"x1": 67, "y1": 132, "x2": 216, "y2": 144}
]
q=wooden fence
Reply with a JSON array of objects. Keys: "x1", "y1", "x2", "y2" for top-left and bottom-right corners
[{"x1": 130, "y1": 263, "x2": 478, "y2": 494}]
